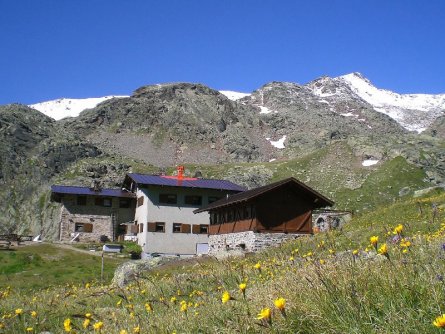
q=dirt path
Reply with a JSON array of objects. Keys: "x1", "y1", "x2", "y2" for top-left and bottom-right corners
[{"x1": 16, "y1": 241, "x2": 118, "y2": 257}]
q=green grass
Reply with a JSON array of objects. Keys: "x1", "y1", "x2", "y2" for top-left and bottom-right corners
[
  {"x1": 1, "y1": 193, "x2": 445, "y2": 333},
  {"x1": 0, "y1": 243, "x2": 125, "y2": 290}
]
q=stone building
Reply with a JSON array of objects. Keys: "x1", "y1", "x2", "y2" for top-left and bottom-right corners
[
  {"x1": 194, "y1": 177, "x2": 334, "y2": 255},
  {"x1": 51, "y1": 185, "x2": 136, "y2": 243}
]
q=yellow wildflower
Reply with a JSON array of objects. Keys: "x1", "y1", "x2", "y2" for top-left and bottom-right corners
[
  {"x1": 433, "y1": 314, "x2": 445, "y2": 327},
  {"x1": 180, "y1": 303, "x2": 188, "y2": 312},
  {"x1": 85, "y1": 313, "x2": 92, "y2": 318},
  {"x1": 370, "y1": 236, "x2": 379, "y2": 247},
  {"x1": 239, "y1": 283, "x2": 247, "y2": 292},
  {"x1": 254, "y1": 262, "x2": 261, "y2": 270},
  {"x1": 319, "y1": 259, "x2": 326, "y2": 265},
  {"x1": 145, "y1": 303, "x2": 153, "y2": 312},
  {"x1": 15, "y1": 308, "x2": 23, "y2": 316},
  {"x1": 31, "y1": 311, "x2": 37, "y2": 318},
  {"x1": 222, "y1": 291, "x2": 232, "y2": 303},
  {"x1": 393, "y1": 224, "x2": 403, "y2": 235},
  {"x1": 26, "y1": 327, "x2": 33, "y2": 332},
  {"x1": 256, "y1": 307, "x2": 271, "y2": 320},
  {"x1": 120, "y1": 330, "x2": 128, "y2": 334},
  {"x1": 83, "y1": 318, "x2": 91, "y2": 329},
  {"x1": 274, "y1": 297, "x2": 286, "y2": 311},
  {"x1": 64, "y1": 318, "x2": 72, "y2": 332},
  {"x1": 93, "y1": 321, "x2": 104, "y2": 331},
  {"x1": 170, "y1": 296, "x2": 177, "y2": 303},
  {"x1": 133, "y1": 325, "x2": 140, "y2": 333},
  {"x1": 378, "y1": 243, "x2": 388, "y2": 255},
  {"x1": 352, "y1": 249, "x2": 359, "y2": 256}
]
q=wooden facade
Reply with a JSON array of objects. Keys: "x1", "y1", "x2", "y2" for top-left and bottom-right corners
[{"x1": 198, "y1": 178, "x2": 334, "y2": 236}]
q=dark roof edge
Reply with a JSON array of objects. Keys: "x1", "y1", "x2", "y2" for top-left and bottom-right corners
[{"x1": 194, "y1": 177, "x2": 334, "y2": 213}]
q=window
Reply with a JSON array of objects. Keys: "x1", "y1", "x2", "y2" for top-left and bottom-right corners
[
  {"x1": 243, "y1": 206, "x2": 251, "y2": 219},
  {"x1": 95, "y1": 197, "x2": 112, "y2": 207},
  {"x1": 173, "y1": 223, "x2": 191, "y2": 233},
  {"x1": 137, "y1": 196, "x2": 144, "y2": 207},
  {"x1": 148, "y1": 222, "x2": 165, "y2": 232},
  {"x1": 184, "y1": 195, "x2": 202, "y2": 206},
  {"x1": 208, "y1": 196, "x2": 221, "y2": 204},
  {"x1": 155, "y1": 222, "x2": 165, "y2": 232},
  {"x1": 119, "y1": 198, "x2": 131, "y2": 208},
  {"x1": 138, "y1": 223, "x2": 144, "y2": 233},
  {"x1": 74, "y1": 223, "x2": 93, "y2": 233},
  {"x1": 159, "y1": 194, "x2": 177, "y2": 204},
  {"x1": 200, "y1": 225, "x2": 208, "y2": 234},
  {"x1": 192, "y1": 224, "x2": 208, "y2": 234},
  {"x1": 77, "y1": 196, "x2": 87, "y2": 206}
]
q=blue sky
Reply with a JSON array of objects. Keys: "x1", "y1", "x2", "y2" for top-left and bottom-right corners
[{"x1": 1, "y1": 0, "x2": 444, "y2": 104}]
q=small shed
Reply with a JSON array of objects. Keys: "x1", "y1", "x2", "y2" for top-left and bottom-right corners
[{"x1": 194, "y1": 177, "x2": 334, "y2": 254}]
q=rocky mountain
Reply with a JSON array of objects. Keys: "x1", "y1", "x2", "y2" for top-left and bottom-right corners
[{"x1": 1, "y1": 73, "x2": 444, "y2": 239}]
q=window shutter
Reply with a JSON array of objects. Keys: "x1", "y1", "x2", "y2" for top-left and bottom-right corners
[
  {"x1": 139, "y1": 223, "x2": 144, "y2": 233},
  {"x1": 181, "y1": 224, "x2": 191, "y2": 233},
  {"x1": 137, "y1": 197, "x2": 144, "y2": 207},
  {"x1": 147, "y1": 222, "x2": 156, "y2": 232},
  {"x1": 192, "y1": 224, "x2": 200, "y2": 234},
  {"x1": 84, "y1": 223, "x2": 93, "y2": 233},
  {"x1": 129, "y1": 224, "x2": 138, "y2": 233}
]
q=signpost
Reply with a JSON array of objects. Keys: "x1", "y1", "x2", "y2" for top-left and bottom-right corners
[{"x1": 101, "y1": 244, "x2": 123, "y2": 281}]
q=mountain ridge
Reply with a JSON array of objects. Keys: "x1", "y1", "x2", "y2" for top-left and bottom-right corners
[{"x1": 28, "y1": 73, "x2": 445, "y2": 133}]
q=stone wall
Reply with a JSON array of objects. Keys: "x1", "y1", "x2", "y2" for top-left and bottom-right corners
[
  {"x1": 208, "y1": 231, "x2": 302, "y2": 255},
  {"x1": 59, "y1": 206, "x2": 113, "y2": 242}
]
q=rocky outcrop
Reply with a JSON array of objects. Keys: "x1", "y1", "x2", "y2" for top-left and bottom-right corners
[{"x1": 112, "y1": 257, "x2": 178, "y2": 287}]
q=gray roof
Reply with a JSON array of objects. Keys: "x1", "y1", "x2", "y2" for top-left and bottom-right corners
[
  {"x1": 51, "y1": 185, "x2": 135, "y2": 198},
  {"x1": 125, "y1": 173, "x2": 246, "y2": 192}
]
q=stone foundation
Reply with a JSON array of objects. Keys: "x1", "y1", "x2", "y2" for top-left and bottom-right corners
[{"x1": 208, "y1": 231, "x2": 303, "y2": 255}]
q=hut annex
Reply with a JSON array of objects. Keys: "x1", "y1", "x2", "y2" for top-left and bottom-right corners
[
  {"x1": 195, "y1": 177, "x2": 334, "y2": 255},
  {"x1": 51, "y1": 183, "x2": 136, "y2": 243}
]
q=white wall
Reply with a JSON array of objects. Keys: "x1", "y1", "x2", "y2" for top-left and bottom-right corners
[{"x1": 136, "y1": 186, "x2": 232, "y2": 255}]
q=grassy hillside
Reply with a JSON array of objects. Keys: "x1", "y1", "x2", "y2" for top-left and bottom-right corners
[{"x1": 1, "y1": 191, "x2": 444, "y2": 333}]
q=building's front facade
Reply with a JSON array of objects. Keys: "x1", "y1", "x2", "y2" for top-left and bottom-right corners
[
  {"x1": 51, "y1": 185, "x2": 136, "y2": 243},
  {"x1": 195, "y1": 177, "x2": 334, "y2": 254},
  {"x1": 122, "y1": 173, "x2": 245, "y2": 256}
]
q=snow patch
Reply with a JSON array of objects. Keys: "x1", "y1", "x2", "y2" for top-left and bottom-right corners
[
  {"x1": 269, "y1": 158, "x2": 277, "y2": 162},
  {"x1": 267, "y1": 135, "x2": 287, "y2": 149},
  {"x1": 340, "y1": 112, "x2": 358, "y2": 117},
  {"x1": 219, "y1": 91, "x2": 250, "y2": 101},
  {"x1": 259, "y1": 106, "x2": 274, "y2": 114},
  {"x1": 339, "y1": 73, "x2": 445, "y2": 132},
  {"x1": 362, "y1": 159, "x2": 379, "y2": 167},
  {"x1": 30, "y1": 96, "x2": 128, "y2": 120}
]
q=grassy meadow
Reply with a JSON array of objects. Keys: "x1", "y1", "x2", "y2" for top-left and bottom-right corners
[
  {"x1": 1, "y1": 191, "x2": 445, "y2": 333},
  {"x1": 0, "y1": 244, "x2": 125, "y2": 290}
]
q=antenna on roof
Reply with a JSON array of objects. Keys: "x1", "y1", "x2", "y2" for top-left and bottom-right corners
[{"x1": 91, "y1": 180, "x2": 102, "y2": 192}]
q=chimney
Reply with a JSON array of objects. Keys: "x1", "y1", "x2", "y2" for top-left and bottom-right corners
[{"x1": 177, "y1": 165, "x2": 184, "y2": 179}]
